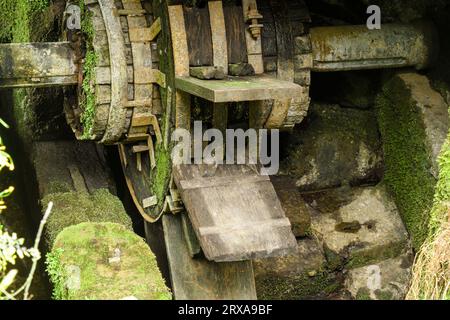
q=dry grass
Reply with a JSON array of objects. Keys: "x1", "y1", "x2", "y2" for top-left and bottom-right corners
[{"x1": 407, "y1": 211, "x2": 450, "y2": 300}]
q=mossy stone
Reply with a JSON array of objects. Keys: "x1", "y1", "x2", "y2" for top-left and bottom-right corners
[
  {"x1": 47, "y1": 222, "x2": 171, "y2": 300},
  {"x1": 375, "y1": 76, "x2": 438, "y2": 249},
  {"x1": 42, "y1": 189, "x2": 132, "y2": 247}
]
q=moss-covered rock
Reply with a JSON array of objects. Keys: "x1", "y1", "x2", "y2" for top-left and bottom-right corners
[
  {"x1": 305, "y1": 185, "x2": 409, "y2": 269},
  {"x1": 375, "y1": 72, "x2": 448, "y2": 249},
  {"x1": 46, "y1": 222, "x2": 171, "y2": 300},
  {"x1": 345, "y1": 254, "x2": 413, "y2": 300},
  {"x1": 42, "y1": 189, "x2": 132, "y2": 247},
  {"x1": 280, "y1": 103, "x2": 383, "y2": 192},
  {"x1": 254, "y1": 238, "x2": 343, "y2": 299}
]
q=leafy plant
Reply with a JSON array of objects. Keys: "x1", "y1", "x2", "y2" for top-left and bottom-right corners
[{"x1": 0, "y1": 119, "x2": 52, "y2": 299}]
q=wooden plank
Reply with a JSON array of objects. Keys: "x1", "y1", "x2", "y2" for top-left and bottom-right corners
[
  {"x1": 265, "y1": 99, "x2": 292, "y2": 129},
  {"x1": 223, "y1": 5, "x2": 248, "y2": 64},
  {"x1": 117, "y1": 9, "x2": 146, "y2": 16},
  {"x1": 132, "y1": 145, "x2": 150, "y2": 153},
  {"x1": 175, "y1": 75, "x2": 305, "y2": 103},
  {"x1": 129, "y1": 27, "x2": 155, "y2": 42},
  {"x1": 148, "y1": 17, "x2": 162, "y2": 41},
  {"x1": 179, "y1": 174, "x2": 269, "y2": 190},
  {"x1": 168, "y1": 5, "x2": 190, "y2": 77},
  {"x1": 271, "y1": 0, "x2": 294, "y2": 81},
  {"x1": 0, "y1": 42, "x2": 78, "y2": 88},
  {"x1": 118, "y1": 143, "x2": 161, "y2": 222},
  {"x1": 209, "y1": 1, "x2": 228, "y2": 74},
  {"x1": 181, "y1": 213, "x2": 202, "y2": 258},
  {"x1": 173, "y1": 164, "x2": 297, "y2": 262},
  {"x1": 134, "y1": 67, "x2": 166, "y2": 86},
  {"x1": 162, "y1": 214, "x2": 257, "y2": 300},
  {"x1": 183, "y1": 5, "x2": 214, "y2": 67},
  {"x1": 98, "y1": 0, "x2": 129, "y2": 144},
  {"x1": 175, "y1": 90, "x2": 191, "y2": 130}
]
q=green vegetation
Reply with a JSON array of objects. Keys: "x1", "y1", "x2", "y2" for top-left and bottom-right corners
[
  {"x1": 375, "y1": 77, "x2": 437, "y2": 250},
  {"x1": 45, "y1": 248, "x2": 65, "y2": 300},
  {"x1": 42, "y1": 189, "x2": 133, "y2": 247},
  {"x1": 257, "y1": 271, "x2": 341, "y2": 300},
  {"x1": 46, "y1": 222, "x2": 172, "y2": 300},
  {"x1": 407, "y1": 84, "x2": 450, "y2": 300},
  {"x1": 1, "y1": 120, "x2": 45, "y2": 300},
  {"x1": 80, "y1": 50, "x2": 98, "y2": 139},
  {"x1": 0, "y1": 0, "x2": 49, "y2": 42},
  {"x1": 151, "y1": 144, "x2": 172, "y2": 215},
  {"x1": 79, "y1": 1, "x2": 98, "y2": 139}
]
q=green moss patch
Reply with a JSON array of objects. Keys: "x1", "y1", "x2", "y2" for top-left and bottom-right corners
[
  {"x1": 79, "y1": 2, "x2": 97, "y2": 139},
  {"x1": 256, "y1": 271, "x2": 342, "y2": 300},
  {"x1": 42, "y1": 189, "x2": 132, "y2": 247},
  {"x1": 151, "y1": 144, "x2": 172, "y2": 214},
  {"x1": 375, "y1": 76, "x2": 437, "y2": 249},
  {"x1": 0, "y1": 0, "x2": 49, "y2": 42},
  {"x1": 46, "y1": 222, "x2": 172, "y2": 300}
]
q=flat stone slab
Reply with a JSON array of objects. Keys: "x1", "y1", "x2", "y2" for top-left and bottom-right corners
[
  {"x1": 344, "y1": 253, "x2": 413, "y2": 300},
  {"x1": 304, "y1": 185, "x2": 409, "y2": 269}
]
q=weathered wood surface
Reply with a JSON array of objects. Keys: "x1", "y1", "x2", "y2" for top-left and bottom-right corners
[
  {"x1": 175, "y1": 75, "x2": 306, "y2": 103},
  {"x1": 310, "y1": 23, "x2": 437, "y2": 71},
  {"x1": 168, "y1": 5, "x2": 190, "y2": 77},
  {"x1": 224, "y1": 4, "x2": 248, "y2": 64},
  {"x1": 183, "y1": 5, "x2": 213, "y2": 67},
  {"x1": 119, "y1": 143, "x2": 161, "y2": 222},
  {"x1": 209, "y1": 1, "x2": 228, "y2": 74},
  {"x1": 98, "y1": 0, "x2": 129, "y2": 144},
  {"x1": 173, "y1": 164, "x2": 297, "y2": 262},
  {"x1": 0, "y1": 42, "x2": 78, "y2": 88},
  {"x1": 242, "y1": 0, "x2": 264, "y2": 74},
  {"x1": 162, "y1": 214, "x2": 257, "y2": 300}
]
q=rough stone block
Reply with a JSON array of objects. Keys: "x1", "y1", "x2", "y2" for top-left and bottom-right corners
[
  {"x1": 280, "y1": 103, "x2": 383, "y2": 191},
  {"x1": 48, "y1": 222, "x2": 172, "y2": 300},
  {"x1": 254, "y1": 238, "x2": 342, "y2": 300},
  {"x1": 344, "y1": 253, "x2": 413, "y2": 300},
  {"x1": 305, "y1": 185, "x2": 410, "y2": 269}
]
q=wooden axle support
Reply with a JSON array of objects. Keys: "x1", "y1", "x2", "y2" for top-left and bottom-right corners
[{"x1": 0, "y1": 42, "x2": 79, "y2": 88}]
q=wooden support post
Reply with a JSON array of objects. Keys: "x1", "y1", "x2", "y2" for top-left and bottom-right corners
[
  {"x1": 242, "y1": 0, "x2": 264, "y2": 74},
  {"x1": 98, "y1": 0, "x2": 129, "y2": 144},
  {"x1": 208, "y1": 1, "x2": 228, "y2": 75},
  {"x1": 169, "y1": 5, "x2": 192, "y2": 131},
  {"x1": 0, "y1": 42, "x2": 78, "y2": 88}
]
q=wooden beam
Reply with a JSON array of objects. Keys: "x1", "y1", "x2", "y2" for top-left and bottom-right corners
[
  {"x1": 98, "y1": 0, "x2": 129, "y2": 144},
  {"x1": 162, "y1": 214, "x2": 257, "y2": 300},
  {"x1": 168, "y1": 5, "x2": 190, "y2": 77},
  {"x1": 208, "y1": 1, "x2": 228, "y2": 74},
  {"x1": 0, "y1": 42, "x2": 78, "y2": 88},
  {"x1": 175, "y1": 75, "x2": 305, "y2": 103},
  {"x1": 242, "y1": 0, "x2": 264, "y2": 74}
]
